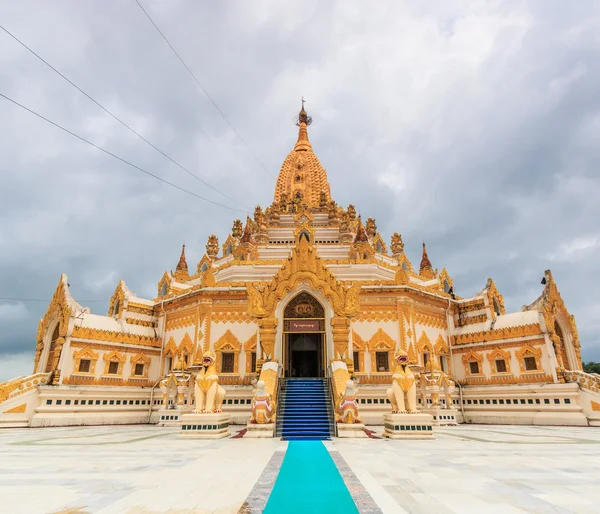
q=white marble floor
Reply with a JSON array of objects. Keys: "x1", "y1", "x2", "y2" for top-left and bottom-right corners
[{"x1": 0, "y1": 424, "x2": 599, "y2": 514}]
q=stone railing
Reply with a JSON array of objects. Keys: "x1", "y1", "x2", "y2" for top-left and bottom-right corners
[
  {"x1": 564, "y1": 370, "x2": 600, "y2": 394},
  {"x1": 0, "y1": 373, "x2": 51, "y2": 403}
]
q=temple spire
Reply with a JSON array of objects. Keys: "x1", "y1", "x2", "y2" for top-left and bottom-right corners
[
  {"x1": 175, "y1": 244, "x2": 188, "y2": 280},
  {"x1": 420, "y1": 242, "x2": 435, "y2": 279},
  {"x1": 294, "y1": 98, "x2": 312, "y2": 152}
]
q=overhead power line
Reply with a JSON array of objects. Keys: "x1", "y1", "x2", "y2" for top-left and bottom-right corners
[
  {"x1": 0, "y1": 24, "x2": 250, "y2": 211},
  {"x1": 134, "y1": 0, "x2": 270, "y2": 176},
  {"x1": 0, "y1": 92, "x2": 246, "y2": 213}
]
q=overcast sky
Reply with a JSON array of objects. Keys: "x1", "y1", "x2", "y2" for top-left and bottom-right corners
[{"x1": 1, "y1": 1, "x2": 599, "y2": 381}]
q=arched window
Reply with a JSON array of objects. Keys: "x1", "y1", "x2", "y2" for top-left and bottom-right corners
[
  {"x1": 443, "y1": 279, "x2": 451, "y2": 294},
  {"x1": 160, "y1": 282, "x2": 168, "y2": 297},
  {"x1": 113, "y1": 299, "x2": 120, "y2": 318},
  {"x1": 402, "y1": 262, "x2": 408, "y2": 271},
  {"x1": 225, "y1": 243, "x2": 233, "y2": 256},
  {"x1": 376, "y1": 241, "x2": 383, "y2": 253},
  {"x1": 200, "y1": 262, "x2": 209, "y2": 272},
  {"x1": 299, "y1": 230, "x2": 310, "y2": 243}
]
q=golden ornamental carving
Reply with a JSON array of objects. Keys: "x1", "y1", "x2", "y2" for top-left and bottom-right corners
[
  {"x1": 166, "y1": 308, "x2": 197, "y2": 330},
  {"x1": 434, "y1": 334, "x2": 449, "y2": 355},
  {"x1": 515, "y1": 344, "x2": 543, "y2": 373},
  {"x1": 71, "y1": 326, "x2": 161, "y2": 348},
  {"x1": 34, "y1": 275, "x2": 73, "y2": 371},
  {"x1": 0, "y1": 373, "x2": 51, "y2": 403},
  {"x1": 416, "y1": 331, "x2": 433, "y2": 353},
  {"x1": 390, "y1": 232, "x2": 404, "y2": 255},
  {"x1": 232, "y1": 219, "x2": 243, "y2": 238},
  {"x1": 461, "y1": 350, "x2": 483, "y2": 363},
  {"x1": 354, "y1": 308, "x2": 397, "y2": 323},
  {"x1": 70, "y1": 341, "x2": 161, "y2": 355},
  {"x1": 4, "y1": 403, "x2": 27, "y2": 413},
  {"x1": 73, "y1": 346, "x2": 100, "y2": 375},
  {"x1": 486, "y1": 347, "x2": 512, "y2": 374},
  {"x1": 206, "y1": 234, "x2": 219, "y2": 259},
  {"x1": 108, "y1": 280, "x2": 129, "y2": 319},
  {"x1": 125, "y1": 317, "x2": 157, "y2": 328},
  {"x1": 211, "y1": 311, "x2": 252, "y2": 323},
  {"x1": 246, "y1": 238, "x2": 361, "y2": 319},
  {"x1": 450, "y1": 338, "x2": 545, "y2": 354},
  {"x1": 458, "y1": 373, "x2": 553, "y2": 386},
  {"x1": 213, "y1": 329, "x2": 242, "y2": 374},
  {"x1": 371, "y1": 233, "x2": 387, "y2": 254},
  {"x1": 537, "y1": 270, "x2": 582, "y2": 370},
  {"x1": 222, "y1": 234, "x2": 237, "y2": 257},
  {"x1": 179, "y1": 332, "x2": 194, "y2": 354},
  {"x1": 62, "y1": 375, "x2": 154, "y2": 387},
  {"x1": 455, "y1": 314, "x2": 488, "y2": 327},
  {"x1": 414, "y1": 311, "x2": 447, "y2": 329},
  {"x1": 257, "y1": 317, "x2": 278, "y2": 359},
  {"x1": 450, "y1": 324, "x2": 542, "y2": 345},
  {"x1": 102, "y1": 349, "x2": 126, "y2": 375},
  {"x1": 244, "y1": 332, "x2": 258, "y2": 373},
  {"x1": 367, "y1": 328, "x2": 395, "y2": 352},
  {"x1": 214, "y1": 330, "x2": 241, "y2": 352},
  {"x1": 457, "y1": 299, "x2": 486, "y2": 314},
  {"x1": 164, "y1": 337, "x2": 177, "y2": 357},
  {"x1": 127, "y1": 302, "x2": 155, "y2": 315},
  {"x1": 201, "y1": 269, "x2": 218, "y2": 288},
  {"x1": 485, "y1": 278, "x2": 505, "y2": 317},
  {"x1": 351, "y1": 331, "x2": 367, "y2": 351}
]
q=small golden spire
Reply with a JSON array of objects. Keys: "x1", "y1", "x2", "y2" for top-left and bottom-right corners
[
  {"x1": 176, "y1": 244, "x2": 188, "y2": 272},
  {"x1": 295, "y1": 97, "x2": 312, "y2": 152},
  {"x1": 420, "y1": 242, "x2": 435, "y2": 279},
  {"x1": 174, "y1": 244, "x2": 189, "y2": 281}
]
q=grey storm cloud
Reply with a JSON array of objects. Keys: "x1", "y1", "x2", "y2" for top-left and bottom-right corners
[{"x1": 1, "y1": 0, "x2": 599, "y2": 380}]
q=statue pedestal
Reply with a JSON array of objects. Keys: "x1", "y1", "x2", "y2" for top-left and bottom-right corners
[
  {"x1": 420, "y1": 407, "x2": 458, "y2": 426},
  {"x1": 157, "y1": 407, "x2": 192, "y2": 427},
  {"x1": 383, "y1": 413, "x2": 435, "y2": 439},
  {"x1": 244, "y1": 422, "x2": 275, "y2": 438},
  {"x1": 179, "y1": 413, "x2": 230, "y2": 439},
  {"x1": 336, "y1": 422, "x2": 368, "y2": 438}
]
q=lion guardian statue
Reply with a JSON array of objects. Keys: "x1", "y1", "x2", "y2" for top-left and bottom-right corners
[
  {"x1": 250, "y1": 380, "x2": 275, "y2": 424},
  {"x1": 386, "y1": 349, "x2": 418, "y2": 413},
  {"x1": 193, "y1": 351, "x2": 226, "y2": 413}
]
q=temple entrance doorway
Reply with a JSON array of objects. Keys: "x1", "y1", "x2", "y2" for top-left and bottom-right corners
[
  {"x1": 282, "y1": 292, "x2": 326, "y2": 378},
  {"x1": 288, "y1": 333, "x2": 323, "y2": 377}
]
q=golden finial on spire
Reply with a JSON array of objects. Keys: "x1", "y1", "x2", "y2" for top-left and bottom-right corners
[{"x1": 420, "y1": 241, "x2": 435, "y2": 279}]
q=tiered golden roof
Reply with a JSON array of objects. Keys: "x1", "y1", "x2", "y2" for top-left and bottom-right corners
[{"x1": 273, "y1": 102, "x2": 332, "y2": 207}]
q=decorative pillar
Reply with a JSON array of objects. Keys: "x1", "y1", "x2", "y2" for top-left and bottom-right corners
[
  {"x1": 160, "y1": 384, "x2": 169, "y2": 407},
  {"x1": 331, "y1": 316, "x2": 350, "y2": 360},
  {"x1": 177, "y1": 385, "x2": 187, "y2": 408},
  {"x1": 258, "y1": 317, "x2": 278, "y2": 360}
]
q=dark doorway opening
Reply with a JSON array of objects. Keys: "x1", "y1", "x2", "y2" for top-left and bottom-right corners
[{"x1": 288, "y1": 333, "x2": 323, "y2": 377}]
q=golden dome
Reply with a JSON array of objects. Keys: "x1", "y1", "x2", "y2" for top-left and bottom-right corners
[{"x1": 274, "y1": 103, "x2": 332, "y2": 207}]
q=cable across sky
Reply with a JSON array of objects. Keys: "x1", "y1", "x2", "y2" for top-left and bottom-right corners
[
  {"x1": 134, "y1": 0, "x2": 271, "y2": 177},
  {"x1": 0, "y1": 24, "x2": 251, "y2": 211},
  {"x1": 0, "y1": 92, "x2": 247, "y2": 213}
]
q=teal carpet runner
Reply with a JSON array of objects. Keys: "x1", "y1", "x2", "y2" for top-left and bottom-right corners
[{"x1": 264, "y1": 441, "x2": 359, "y2": 513}]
